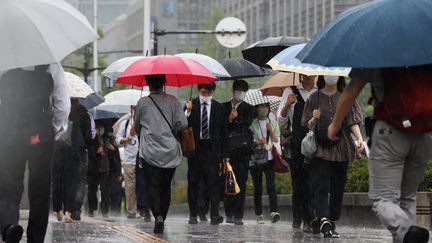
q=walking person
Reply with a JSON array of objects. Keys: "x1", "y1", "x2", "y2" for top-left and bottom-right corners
[
  {"x1": 0, "y1": 64, "x2": 70, "y2": 243},
  {"x1": 302, "y1": 75, "x2": 364, "y2": 238},
  {"x1": 115, "y1": 106, "x2": 139, "y2": 219},
  {"x1": 222, "y1": 80, "x2": 255, "y2": 225},
  {"x1": 134, "y1": 74, "x2": 188, "y2": 234},
  {"x1": 185, "y1": 83, "x2": 228, "y2": 225},
  {"x1": 277, "y1": 75, "x2": 317, "y2": 231},
  {"x1": 69, "y1": 99, "x2": 93, "y2": 221},
  {"x1": 328, "y1": 66, "x2": 432, "y2": 243},
  {"x1": 249, "y1": 102, "x2": 281, "y2": 224}
]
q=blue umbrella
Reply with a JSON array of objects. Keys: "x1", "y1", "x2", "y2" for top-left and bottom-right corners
[{"x1": 297, "y1": 0, "x2": 432, "y2": 68}]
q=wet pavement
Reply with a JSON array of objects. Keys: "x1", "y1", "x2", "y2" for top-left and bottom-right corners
[{"x1": 16, "y1": 214, "x2": 399, "y2": 243}]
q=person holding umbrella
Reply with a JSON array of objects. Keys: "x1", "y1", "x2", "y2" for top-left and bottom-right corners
[
  {"x1": 0, "y1": 64, "x2": 70, "y2": 243},
  {"x1": 277, "y1": 74, "x2": 317, "y2": 232},
  {"x1": 134, "y1": 74, "x2": 188, "y2": 234}
]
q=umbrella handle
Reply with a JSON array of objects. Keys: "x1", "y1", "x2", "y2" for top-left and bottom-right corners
[{"x1": 189, "y1": 85, "x2": 193, "y2": 101}]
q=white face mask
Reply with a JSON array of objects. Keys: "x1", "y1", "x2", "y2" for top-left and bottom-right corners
[
  {"x1": 199, "y1": 95, "x2": 212, "y2": 103},
  {"x1": 233, "y1": 91, "x2": 246, "y2": 102},
  {"x1": 324, "y1": 75, "x2": 339, "y2": 85}
]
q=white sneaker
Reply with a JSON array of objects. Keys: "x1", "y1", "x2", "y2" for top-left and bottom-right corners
[
  {"x1": 270, "y1": 212, "x2": 280, "y2": 223},
  {"x1": 257, "y1": 215, "x2": 265, "y2": 224}
]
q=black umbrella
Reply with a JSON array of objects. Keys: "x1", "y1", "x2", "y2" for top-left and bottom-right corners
[
  {"x1": 80, "y1": 93, "x2": 105, "y2": 110},
  {"x1": 242, "y1": 36, "x2": 308, "y2": 67},
  {"x1": 219, "y1": 58, "x2": 273, "y2": 80}
]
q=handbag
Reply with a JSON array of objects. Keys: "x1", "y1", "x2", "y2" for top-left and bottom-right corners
[
  {"x1": 227, "y1": 128, "x2": 253, "y2": 152},
  {"x1": 55, "y1": 121, "x2": 73, "y2": 147},
  {"x1": 272, "y1": 144, "x2": 290, "y2": 173},
  {"x1": 224, "y1": 161, "x2": 240, "y2": 196},
  {"x1": 301, "y1": 130, "x2": 317, "y2": 158},
  {"x1": 148, "y1": 96, "x2": 195, "y2": 156},
  {"x1": 249, "y1": 120, "x2": 270, "y2": 167}
]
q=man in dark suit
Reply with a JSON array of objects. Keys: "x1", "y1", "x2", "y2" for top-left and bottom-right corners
[
  {"x1": 222, "y1": 80, "x2": 255, "y2": 225},
  {"x1": 185, "y1": 83, "x2": 228, "y2": 225}
]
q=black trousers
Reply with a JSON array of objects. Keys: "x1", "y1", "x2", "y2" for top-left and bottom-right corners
[
  {"x1": 87, "y1": 170, "x2": 110, "y2": 215},
  {"x1": 223, "y1": 157, "x2": 248, "y2": 219},
  {"x1": 250, "y1": 160, "x2": 278, "y2": 216},
  {"x1": 135, "y1": 158, "x2": 150, "y2": 211},
  {"x1": 67, "y1": 149, "x2": 88, "y2": 214},
  {"x1": 52, "y1": 146, "x2": 69, "y2": 212},
  {"x1": 109, "y1": 174, "x2": 123, "y2": 216},
  {"x1": 309, "y1": 158, "x2": 348, "y2": 221},
  {"x1": 289, "y1": 146, "x2": 313, "y2": 225},
  {"x1": 142, "y1": 160, "x2": 176, "y2": 220},
  {"x1": 187, "y1": 141, "x2": 221, "y2": 219},
  {"x1": 198, "y1": 178, "x2": 210, "y2": 216},
  {"x1": 0, "y1": 140, "x2": 54, "y2": 243}
]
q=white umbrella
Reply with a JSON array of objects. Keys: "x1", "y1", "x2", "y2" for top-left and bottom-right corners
[
  {"x1": 175, "y1": 53, "x2": 231, "y2": 79},
  {"x1": 96, "y1": 89, "x2": 149, "y2": 114},
  {"x1": 0, "y1": 0, "x2": 98, "y2": 71},
  {"x1": 64, "y1": 72, "x2": 94, "y2": 99},
  {"x1": 245, "y1": 89, "x2": 281, "y2": 111},
  {"x1": 267, "y1": 44, "x2": 351, "y2": 77},
  {"x1": 102, "y1": 56, "x2": 144, "y2": 81}
]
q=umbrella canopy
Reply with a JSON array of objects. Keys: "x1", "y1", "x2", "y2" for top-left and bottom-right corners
[
  {"x1": 175, "y1": 53, "x2": 231, "y2": 79},
  {"x1": 219, "y1": 58, "x2": 273, "y2": 80},
  {"x1": 261, "y1": 72, "x2": 301, "y2": 97},
  {"x1": 64, "y1": 72, "x2": 94, "y2": 99},
  {"x1": 297, "y1": 0, "x2": 432, "y2": 68},
  {"x1": 267, "y1": 44, "x2": 351, "y2": 76},
  {"x1": 116, "y1": 55, "x2": 216, "y2": 87},
  {"x1": 80, "y1": 93, "x2": 105, "y2": 110},
  {"x1": 88, "y1": 108, "x2": 121, "y2": 120},
  {"x1": 245, "y1": 89, "x2": 281, "y2": 111},
  {"x1": 96, "y1": 89, "x2": 149, "y2": 114},
  {"x1": 242, "y1": 36, "x2": 308, "y2": 67},
  {"x1": 102, "y1": 56, "x2": 144, "y2": 81},
  {"x1": 0, "y1": 0, "x2": 98, "y2": 72}
]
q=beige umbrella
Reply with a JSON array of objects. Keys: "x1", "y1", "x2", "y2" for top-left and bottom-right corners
[{"x1": 260, "y1": 72, "x2": 301, "y2": 97}]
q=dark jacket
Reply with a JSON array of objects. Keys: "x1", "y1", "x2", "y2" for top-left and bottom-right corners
[
  {"x1": 187, "y1": 97, "x2": 228, "y2": 159},
  {"x1": 223, "y1": 100, "x2": 256, "y2": 158},
  {"x1": 69, "y1": 105, "x2": 92, "y2": 151}
]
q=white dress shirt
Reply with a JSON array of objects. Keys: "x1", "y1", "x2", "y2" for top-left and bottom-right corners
[
  {"x1": 185, "y1": 99, "x2": 212, "y2": 139},
  {"x1": 115, "y1": 118, "x2": 138, "y2": 165},
  {"x1": 277, "y1": 84, "x2": 317, "y2": 124}
]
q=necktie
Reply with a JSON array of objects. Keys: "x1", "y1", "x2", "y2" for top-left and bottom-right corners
[{"x1": 201, "y1": 102, "x2": 209, "y2": 139}]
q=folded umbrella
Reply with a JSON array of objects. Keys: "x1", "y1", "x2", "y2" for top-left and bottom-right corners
[
  {"x1": 0, "y1": 0, "x2": 98, "y2": 71},
  {"x1": 261, "y1": 72, "x2": 301, "y2": 97},
  {"x1": 267, "y1": 44, "x2": 351, "y2": 77},
  {"x1": 116, "y1": 55, "x2": 216, "y2": 87},
  {"x1": 242, "y1": 36, "x2": 308, "y2": 67},
  {"x1": 297, "y1": 0, "x2": 432, "y2": 68},
  {"x1": 219, "y1": 58, "x2": 273, "y2": 80}
]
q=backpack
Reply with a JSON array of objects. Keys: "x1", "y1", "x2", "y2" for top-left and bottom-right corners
[{"x1": 374, "y1": 65, "x2": 432, "y2": 133}]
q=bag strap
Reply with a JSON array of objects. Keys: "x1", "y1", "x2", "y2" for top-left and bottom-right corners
[
  {"x1": 258, "y1": 119, "x2": 270, "y2": 143},
  {"x1": 291, "y1": 86, "x2": 305, "y2": 103},
  {"x1": 148, "y1": 95, "x2": 175, "y2": 136},
  {"x1": 124, "y1": 119, "x2": 130, "y2": 137}
]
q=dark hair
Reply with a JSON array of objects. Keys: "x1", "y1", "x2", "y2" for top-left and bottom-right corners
[
  {"x1": 317, "y1": 76, "x2": 346, "y2": 93},
  {"x1": 145, "y1": 74, "x2": 166, "y2": 90},
  {"x1": 232, "y1": 79, "x2": 249, "y2": 91},
  {"x1": 197, "y1": 82, "x2": 216, "y2": 91}
]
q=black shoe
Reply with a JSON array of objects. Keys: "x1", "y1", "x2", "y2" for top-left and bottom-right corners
[
  {"x1": 199, "y1": 214, "x2": 208, "y2": 222},
  {"x1": 153, "y1": 216, "x2": 164, "y2": 234},
  {"x1": 188, "y1": 216, "x2": 198, "y2": 224},
  {"x1": 329, "y1": 221, "x2": 340, "y2": 238},
  {"x1": 210, "y1": 216, "x2": 224, "y2": 225},
  {"x1": 321, "y1": 219, "x2": 339, "y2": 239},
  {"x1": 88, "y1": 211, "x2": 94, "y2": 218},
  {"x1": 4, "y1": 225, "x2": 23, "y2": 243},
  {"x1": 71, "y1": 212, "x2": 81, "y2": 221},
  {"x1": 226, "y1": 216, "x2": 234, "y2": 224},
  {"x1": 234, "y1": 218, "x2": 244, "y2": 225},
  {"x1": 403, "y1": 226, "x2": 429, "y2": 243},
  {"x1": 311, "y1": 219, "x2": 321, "y2": 234},
  {"x1": 292, "y1": 222, "x2": 301, "y2": 229},
  {"x1": 139, "y1": 209, "x2": 145, "y2": 218},
  {"x1": 127, "y1": 213, "x2": 136, "y2": 219}
]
